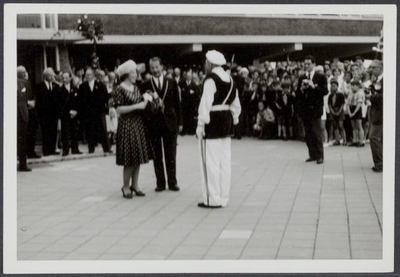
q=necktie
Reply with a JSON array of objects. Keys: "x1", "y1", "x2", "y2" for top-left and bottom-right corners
[
  {"x1": 158, "y1": 78, "x2": 161, "y2": 90},
  {"x1": 50, "y1": 83, "x2": 52, "y2": 91}
]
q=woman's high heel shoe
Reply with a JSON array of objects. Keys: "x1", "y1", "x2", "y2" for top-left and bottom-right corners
[
  {"x1": 130, "y1": 187, "x2": 145, "y2": 197},
  {"x1": 121, "y1": 188, "x2": 133, "y2": 199}
]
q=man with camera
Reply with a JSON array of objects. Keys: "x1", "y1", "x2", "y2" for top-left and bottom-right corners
[{"x1": 297, "y1": 55, "x2": 329, "y2": 164}]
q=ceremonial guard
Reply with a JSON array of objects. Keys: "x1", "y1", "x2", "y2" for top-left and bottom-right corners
[{"x1": 196, "y1": 50, "x2": 241, "y2": 208}]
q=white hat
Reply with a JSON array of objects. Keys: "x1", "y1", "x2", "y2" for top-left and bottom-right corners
[
  {"x1": 117, "y1": 60, "x2": 137, "y2": 76},
  {"x1": 206, "y1": 50, "x2": 226, "y2": 66},
  {"x1": 239, "y1": 67, "x2": 249, "y2": 74}
]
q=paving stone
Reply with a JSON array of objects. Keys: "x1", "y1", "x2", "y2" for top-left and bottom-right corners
[
  {"x1": 314, "y1": 248, "x2": 351, "y2": 259},
  {"x1": 239, "y1": 247, "x2": 278, "y2": 260},
  {"x1": 352, "y1": 249, "x2": 382, "y2": 259},
  {"x1": 17, "y1": 137, "x2": 383, "y2": 260},
  {"x1": 277, "y1": 247, "x2": 314, "y2": 259}
]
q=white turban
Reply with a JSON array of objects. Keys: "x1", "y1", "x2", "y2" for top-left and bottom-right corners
[
  {"x1": 206, "y1": 50, "x2": 226, "y2": 66},
  {"x1": 117, "y1": 60, "x2": 137, "y2": 77}
]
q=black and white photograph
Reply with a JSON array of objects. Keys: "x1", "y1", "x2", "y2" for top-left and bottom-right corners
[{"x1": 4, "y1": 3, "x2": 396, "y2": 274}]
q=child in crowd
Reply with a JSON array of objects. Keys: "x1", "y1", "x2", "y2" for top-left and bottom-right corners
[
  {"x1": 341, "y1": 71, "x2": 353, "y2": 143},
  {"x1": 348, "y1": 78, "x2": 365, "y2": 147},
  {"x1": 328, "y1": 78, "x2": 346, "y2": 145},
  {"x1": 276, "y1": 81, "x2": 294, "y2": 140},
  {"x1": 253, "y1": 101, "x2": 275, "y2": 139}
]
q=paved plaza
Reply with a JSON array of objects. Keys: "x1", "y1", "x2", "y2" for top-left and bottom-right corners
[{"x1": 17, "y1": 136, "x2": 383, "y2": 260}]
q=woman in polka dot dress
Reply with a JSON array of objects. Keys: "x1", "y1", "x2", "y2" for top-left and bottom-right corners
[{"x1": 114, "y1": 60, "x2": 153, "y2": 199}]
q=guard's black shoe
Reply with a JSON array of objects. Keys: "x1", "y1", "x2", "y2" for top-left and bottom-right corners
[
  {"x1": 18, "y1": 167, "x2": 32, "y2": 172},
  {"x1": 198, "y1": 202, "x2": 222, "y2": 209},
  {"x1": 306, "y1": 157, "x2": 316, "y2": 162},
  {"x1": 316, "y1": 158, "x2": 324, "y2": 164}
]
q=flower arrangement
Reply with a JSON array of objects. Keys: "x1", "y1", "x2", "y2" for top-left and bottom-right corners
[{"x1": 76, "y1": 14, "x2": 104, "y2": 43}]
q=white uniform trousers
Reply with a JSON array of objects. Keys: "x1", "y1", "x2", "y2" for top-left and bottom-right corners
[{"x1": 199, "y1": 137, "x2": 231, "y2": 207}]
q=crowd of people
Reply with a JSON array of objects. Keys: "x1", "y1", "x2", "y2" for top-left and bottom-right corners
[{"x1": 17, "y1": 53, "x2": 384, "y2": 177}]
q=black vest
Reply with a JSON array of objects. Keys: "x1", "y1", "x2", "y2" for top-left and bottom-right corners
[{"x1": 204, "y1": 73, "x2": 237, "y2": 139}]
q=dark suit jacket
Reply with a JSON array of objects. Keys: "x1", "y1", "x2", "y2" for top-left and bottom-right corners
[
  {"x1": 369, "y1": 77, "x2": 383, "y2": 125},
  {"x1": 140, "y1": 77, "x2": 182, "y2": 136},
  {"x1": 58, "y1": 84, "x2": 80, "y2": 119},
  {"x1": 79, "y1": 80, "x2": 109, "y2": 121},
  {"x1": 17, "y1": 78, "x2": 30, "y2": 123},
  {"x1": 180, "y1": 80, "x2": 200, "y2": 114},
  {"x1": 35, "y1": 81, "x2": 60, "y2": 118},
  {"x1": 296, "y1": 72, "x2": 328, "y2": 119}
]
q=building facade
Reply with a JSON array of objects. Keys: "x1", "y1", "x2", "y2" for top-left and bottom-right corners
[{"x1": 17, "y1": 13, "x2": 383, "y2": 84}]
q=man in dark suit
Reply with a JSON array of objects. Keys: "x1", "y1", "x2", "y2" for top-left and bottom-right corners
[
  {"x1": 58, "y1": 72, "x2": 82, "y2": 156},
  {"x1": 140, "y1": 57, "x2": 182, "y2": 192},
  {"x1": 79, "y1": 68, "x2": 111, "y2": 154},
  {"x1": 17, "y1": 66, "x2": 31, "y2": 171},
  {"x1": 24, "y1": 70, "x2": 41, "y2": 159},
  {"x1": 366, "y1": 60, "x2": 383, "y2": 173},
  {"x1": 36, "y1": 67, "x2": 60, "y2": 156},
  {"x1": 180, "y1": 70, "x2": 200, "y2": 135},
  {"x1": 297, "y1": 55, "x2": 328, "y2": 164}
]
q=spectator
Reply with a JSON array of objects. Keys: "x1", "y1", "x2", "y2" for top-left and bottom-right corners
[
  {"x1": 328, "y1": 78, "x2": 346, "y2": 146},
  {"x1": 348, "y1": 78, "x2": 365, "y2": 147},
  {"x1": 366, "y1": 60, "x2": 383, "y2": 172},
  {"x1": 36, "y1": 67, "x2": 60, "y2": 156},
  {"x1": 253, "y1": 101, "x2": 275, "y2": 139},
  {"x1": 298, "y1": 55, "x2": 328, "y2": 164},
  {"x1": 180, "y1": 70, "x2": 200, "y2": 135},
  {"x1": 79, "y1": 68, "x2": 112, "y2": 154},
  {"x1": 277, "y1": 81, "x2": 294, "y2": 140},
  {"x1": 58, "y1": 72, "x2": 82, "y2": 156},
  {"x1": 17, "y1": 66, "x2": 32, "y2": 171},
  {"x1": 341, "y1": 71, "x2": 353, "y2": 143}
]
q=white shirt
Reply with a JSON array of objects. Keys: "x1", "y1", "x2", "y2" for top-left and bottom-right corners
[
  {"x1": 308, "y1": 69, "x2": 315, "y2": 81},
  {"x1": 198, "y1": 67, "x2": 241, "y2": 127},
  {"x1": 89, "y1": 79, "x2": 95, "y2": 91},
  {"x1": 65, "y1": 83, "x2": 71, "y2": 92},
  {"x1": 44, "y1": 80, "x2": 53, "y2": 91},
  {"x1": 153, "y1": 74, "x2": 164, "y2": 90}
]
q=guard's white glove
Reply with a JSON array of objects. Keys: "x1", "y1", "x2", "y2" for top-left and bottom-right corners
[{"x1": 196, "y1": 125, "x2": 205, "y2": 139}]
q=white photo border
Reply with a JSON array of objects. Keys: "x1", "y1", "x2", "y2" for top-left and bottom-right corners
[{"x1": 3, "y1": 3, "x2": 396, "y2": 274}]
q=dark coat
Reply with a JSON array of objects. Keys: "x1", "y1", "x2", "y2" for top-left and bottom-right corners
[
  {"x1": 79, "y1": 80, "x2": 109, "y2": 121},
  {"x1": 17, "y1": 78, "x2": 30, "y2": 123},
  {"x1": 180, "y1": 80, "x2": 200, "y2": 114},
  {"x1": 369, "y1": 77, "x2": 383, "y2": 125},
  {"x1": 296, "y1": 72, "x2": 329, "y2": 119},
  {"x1": 35, "y1": 81, "x2": 60, "y2": 118},
  {"x1": 140, "y1": 77, "x2": 182, "y2": 136},
  {"x1": 58, "y1": 84, "x2": 80, "y2": 119}
]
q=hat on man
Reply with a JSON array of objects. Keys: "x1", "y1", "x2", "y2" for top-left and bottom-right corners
[
  {"x1": 117, "y1": 60, "x2": 137, "y2": 77},
  {"x1": 330, "y1": 78, "x2": 339, "y2": 86},
  {"x1": 206, "y1": 50, "x2": 226, "y2": 66}
]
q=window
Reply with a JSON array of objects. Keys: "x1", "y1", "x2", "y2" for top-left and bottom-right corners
[{"x1": 17, "y1": 14, "x2": 41, "y2": 28}]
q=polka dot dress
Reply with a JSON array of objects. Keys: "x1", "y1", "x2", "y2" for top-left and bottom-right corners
[{"x1": 114, "y1": 83, "x2": 153, "y2": 167}]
